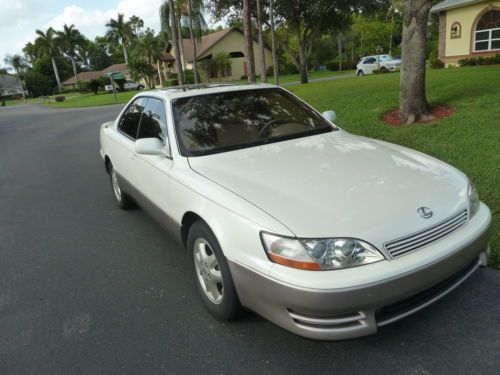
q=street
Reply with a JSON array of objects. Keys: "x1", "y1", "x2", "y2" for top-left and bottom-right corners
[{"x1": 0, "y1": 104, "x2": 499, "y2": 375}]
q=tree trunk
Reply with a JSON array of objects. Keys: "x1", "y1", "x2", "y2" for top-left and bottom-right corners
[
  {"x1": 399, "y1": 0, "x2": 432, "y2": 124},
  {"x1": 269, "y1": 0, "x2": 279, "y2": 85},
  {"x1": 157, "y1": 59, "x2": 164, "y2": 87},
  {"x1": 70, "y1": 57, "x2": 78, "y2": 81},
  {"x1": 243, "y1": 0, "x2": 256, "y2": 83},
  {"x1": 297, "y1": 32, "x2": 308, "y2": 84},
  {"x1": 177, "y1": 16, "x2": 187, "y2": 70},
  {"x1": 187, "y1": 0, "x2": 198, "y2": 84},
  {"x1": 256, "y1": 0, "x2": 267, "y2": 82},
  {"x1": 51, "y1": 57, "x2": 63, "y2": 93},
  {"x1": 169, "y1": 0, "x2": 185, "y2": 85},
  {"x1": 122, "y1": 43, "x2": 129, "y2": 65},
  {"x1": 337, "y1": 34, "x2": 342, "y2": 72}
]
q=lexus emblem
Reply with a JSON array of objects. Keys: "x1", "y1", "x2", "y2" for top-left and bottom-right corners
[{"x1": 417, "y1": 207, "x2": 433, "y2": 219}]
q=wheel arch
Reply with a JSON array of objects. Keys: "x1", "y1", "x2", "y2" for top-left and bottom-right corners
[
  {"x1": 181, "y1": 211, "x2": 207, "y2": 249},
  {"x1": 104, "y1": 155, "x2": 111, "y2": 174}
]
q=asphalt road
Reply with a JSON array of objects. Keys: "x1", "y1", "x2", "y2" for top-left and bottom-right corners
[{"x1": 0, "y1": 104, "x2": 499, "y2": 375}]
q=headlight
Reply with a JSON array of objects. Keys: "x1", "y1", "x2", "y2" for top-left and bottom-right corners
[
  {"x1": 260, "y1": 232, "x2": 385, "y2": 271},
  {"x1": 468, "y1": 180, "x2": 480, "y2": 217}
]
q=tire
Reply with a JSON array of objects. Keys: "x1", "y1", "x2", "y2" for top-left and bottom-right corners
[
  {"x1": 357, "y1": 70, "x2": 364, "y2": 77},
  {"x1": 109, "y1": 164, "x2": 135, "y2": 209},
  {"x1": 188, "y1": 221, "x2": 243, "y2": 320},
  {"x1": 138, "y1": 85, "x2": 145, "y2": 90}
]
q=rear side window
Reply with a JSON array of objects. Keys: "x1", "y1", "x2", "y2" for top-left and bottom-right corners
[
  {"x1": 137, "y1": 98, "x2": 167, "y2": 142},
  {"x1": 119, "y1": 97, "x2": 147, "y2": 139}
]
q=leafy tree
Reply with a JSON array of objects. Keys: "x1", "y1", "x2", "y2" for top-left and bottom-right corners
[
  {"x1": 131, "y1": 29, "x2": 164, "y2": 86},
  {"x1": 22, "y1": 42, "x2": 38, "y2": 66},
  {"x1": 129, "y1": 58, "x2": 156, "y2": 88},
  {"x1": 3, "y1": 54, "x2": 27, "y2": 101},
  {"x1": 35, "y1": 27, "x2": 63, "y2": 92},
  {"x1": 106, "y1": 13, "x2": 135, "y2": 64},
  {"x1": 186, "y1": 0, "x2": 207, "y2": 84},
  {"x1": 56, "y1": 24, "x2": 85, "y2": 79},
  {"x1": 166, "y1": 0, "x2": 185, "y2": 84}
]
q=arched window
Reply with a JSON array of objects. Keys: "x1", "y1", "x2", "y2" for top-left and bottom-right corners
[{"x1": 474, "y1": 10, "x2": 500, "y2": 51}]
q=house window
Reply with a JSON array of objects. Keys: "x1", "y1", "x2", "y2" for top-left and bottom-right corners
[
  {"x1": 450, "y1": 22, "x2": 461, "y2": 39},
  {"x1": 474, "y1": 10, "x2": 500, "y2": 51}
]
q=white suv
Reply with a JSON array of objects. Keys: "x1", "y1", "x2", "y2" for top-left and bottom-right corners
[
  {"x1": 105, "y1": 80, "x2": 145, "y2": 92},
  {"x1": 356, "y1": 55, "x2": 401, "y2": 76}
]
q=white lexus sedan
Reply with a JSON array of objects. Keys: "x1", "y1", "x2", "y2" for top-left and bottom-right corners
[{"x1": 99, "y1": 84, "x2": 492, "y2": 340}]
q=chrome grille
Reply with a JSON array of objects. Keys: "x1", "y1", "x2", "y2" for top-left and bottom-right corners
[{"x1": 384, "y1": 209, "x2": 468, "y2": 258}]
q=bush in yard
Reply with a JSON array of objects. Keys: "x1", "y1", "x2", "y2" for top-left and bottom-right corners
[
  {"x1": 54, "y1": 96, "x2": 66, "y2": 102},
  {"x1": 459, "y1": 54, "x2": 500, "y2": 67},
  {"x1": 240, "y1": 74, "x2": 248, "y2": 80},
  {"x1": 429, "y1": 50, "x2": 444, "y2": 69},
  {"x1": 326, "y1": 60, "x2": 356, "y2": 71},
  {"x1": 165, "y1": 78, "x2": 179, "y2": 86},
  {"x1": 183, "y1": 70, "x2": 195, "y2": 84}
]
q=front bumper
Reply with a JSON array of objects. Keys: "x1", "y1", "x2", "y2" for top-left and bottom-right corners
[{"x1": 229, "y1": 209, "x2": 491, "y2": 341}]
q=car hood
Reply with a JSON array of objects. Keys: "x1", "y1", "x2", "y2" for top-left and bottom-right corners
[{"x1": 188, "y1": 131, "x2": 468, "y2": 247}]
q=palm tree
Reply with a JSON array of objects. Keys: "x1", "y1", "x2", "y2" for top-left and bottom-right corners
[
  {"x1": 35, "y1": 27, "x2": 63, "y2": 92},
  {"x1": 132, "y1": 30, "x2": 165, "y2": 87},
  {"x1": 3, "y1": 54, "x2": 27, "y2": 102},
  {"x1": 106, "y1": 13, "x2": 134, "y2": 64},
  {"x1": 167, "y1": 0, "x2": 185, "y2": 84},
  {"x1": 56, "y1": 24, "x2": 84, "y2": 80},
  {"x1": 186, "y1": 0, "x2": 207, "y2": 84},
  {"x1": 256, "y1": 0, "x2": 267, "y2": 82},
  {"x1": 269, "y1": 0, "x2": 279, "y2": 85},
  {"x1": 243, "y1": 0, "x2": 256, "y2": 83}
]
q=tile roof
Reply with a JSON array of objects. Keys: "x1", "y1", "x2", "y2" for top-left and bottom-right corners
[
  {"x1": 101, "y1": 63, "x2": 129, "y2": 74},
  {"x1": 62, "y1": 71, "x2": 103, "y2": 85}
]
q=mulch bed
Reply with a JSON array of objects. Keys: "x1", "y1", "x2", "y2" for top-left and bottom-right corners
[{"x1": 382, "y1": 105, "x2": 455, "y2": 126}]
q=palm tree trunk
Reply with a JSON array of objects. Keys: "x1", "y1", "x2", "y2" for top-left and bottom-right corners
[
  {"x1": 177, "y1": 16, "x2": 187, "y2": 70},
  {"x1": 157, "y1": 60, "x2": 164, "y2": 87},
  {"x1": 71, "y1": 57, "x2": 78, "y2": 82},
  {"x1": 169, "y1": 0, "x2": 184, "y2": 85},
  {"x1": 15, "y1": 68, "x2": 26, "y2": 103},
  {"x1": 256, "y1": 0, "x2": 267, "y2": 82},
  {"x1": 269, "y1": 0, "x2": 279, "y2": 85},
  {"x1": 243, "y1": 0, "x2": 256, "y2": 83},
  {"x1": 187, "y1": 0, "x2": 199, "y2": 84},
  {"x1": 51, "y1": 57, "x2": 63, "y2": 93},
  {"x1": 122, "y1": 43, "x2": 129, "y2": 65},
  {"x1": 337, "y1": 34, "x2": 342, "y2": 71}
]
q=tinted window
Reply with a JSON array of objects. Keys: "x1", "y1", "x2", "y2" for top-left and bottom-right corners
[
  {"x1": 137, "y1": 98, "x2": 167, "y2": 142},
  {"x1": 364, "y1": 58, "x2": 376, "y2": 64},
  {"x1": 172, "y1": 88, "x2": 334, "y2": 156},
  {"x1": 119, "y1": 98, "x2": 147, "y2": 139}
]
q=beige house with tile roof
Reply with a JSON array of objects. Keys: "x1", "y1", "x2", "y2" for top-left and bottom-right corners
[
  {"x1": 166, "y1": 28, "x2": 273, "y2": 81},
  {"x1": 432, "y1": 0, "x2": 500, "y2": 65}
]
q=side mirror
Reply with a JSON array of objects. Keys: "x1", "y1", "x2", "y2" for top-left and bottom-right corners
[
  {"x1": 135, "y1": 138, "x2": 165, "y2": 156},
  {"x1": 322, "y1": 110, "x2": 336, "y2": 123}
]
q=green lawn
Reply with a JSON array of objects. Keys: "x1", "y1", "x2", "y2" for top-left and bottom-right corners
[
  {"x1": 287, "y1": 66, "x2": 500, "y2": 268},
  {"x1": 232, "y1": 69, "x2": 355, "y2": 84}
]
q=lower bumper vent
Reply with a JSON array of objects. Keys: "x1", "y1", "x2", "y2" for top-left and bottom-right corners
[{"x1": 287, "y1": 310, "x2": 367, "y2": 331}]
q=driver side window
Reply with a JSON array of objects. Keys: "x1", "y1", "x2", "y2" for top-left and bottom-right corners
[
  {"x1": 137, "y1": 98, "x2": 167, "y2": 143},
  {"x1": 118, "y1": 97, "x2": 147, "y2": 139}
]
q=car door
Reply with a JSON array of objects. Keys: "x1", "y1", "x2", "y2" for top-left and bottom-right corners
[
  {"x1": 363, "y1": 57, "x2": 378, "y2": 74},
  {"x1": 133, "y1": 97, "x2": 173, "y2": 219},
  {"x1": 110, "y1": 97, "x2": 147, "y2": 189}
]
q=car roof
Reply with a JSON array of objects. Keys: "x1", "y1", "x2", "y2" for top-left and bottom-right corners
[{"x1": 140, "y1": 83, "x2": 278, "y2": 101}]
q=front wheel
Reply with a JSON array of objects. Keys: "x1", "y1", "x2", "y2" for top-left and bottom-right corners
[
  {"x1": 357, "y1": 70, "x2": 364, "y2": 77},
  {"x1": 188, "y1": 221, "x2": 243, "y2": 320},
  {"x1": 138, "y1": 85, "x2": 145, "y2": 90},
  {"x1": 109, "y1": 164, "x2": 135, "y2": 209}
]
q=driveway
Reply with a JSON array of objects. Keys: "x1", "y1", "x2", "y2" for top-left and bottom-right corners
[{"x1": 0, "y1": 104, "x2": 499, "y2": 375}]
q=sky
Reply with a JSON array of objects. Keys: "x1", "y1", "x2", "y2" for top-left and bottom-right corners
[{"x1": 0, "y1": 0, "x2": 221, "y2": 68}]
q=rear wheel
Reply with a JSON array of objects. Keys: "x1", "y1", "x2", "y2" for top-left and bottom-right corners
[
  {"x1": 109, "y1": 164, "x2": 135, "y2": 209},
  {"x1": 188, "y1": 221, "x2": 243, "y2": 320},
  {"x1": 138, "y1": 85, "x2": 145, "y2": 90}
]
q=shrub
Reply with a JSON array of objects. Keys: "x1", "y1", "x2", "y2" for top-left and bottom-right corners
[
  {"x1": 240, "y1": 74, "x2": 248, "y2": 80},
  {"x1": 183, "y1": 70, "x2": 195, "y2": 84},
  {"x1": 459, "y1": 54, "x2": 500, "y2": 67},
  {"x1": 430, "y1": 58, "x2": 445, "y2": 69},
  {"x1": 165, "y1": 78, "x2": 179, "y2": 86},
  {"x1": 266, "y1": 65, "x2": 274, "y2": 77},
  {"x1": 326, "y1": 60, "x2": 357, "y2": 71},
  {"x1": 54, "y1": 96, "x2": 66, "y2": 102}
]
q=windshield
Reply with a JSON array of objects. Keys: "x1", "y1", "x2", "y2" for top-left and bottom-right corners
[{"x1": 172, "y1": 88, "x2": 335, "y2": 156}]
